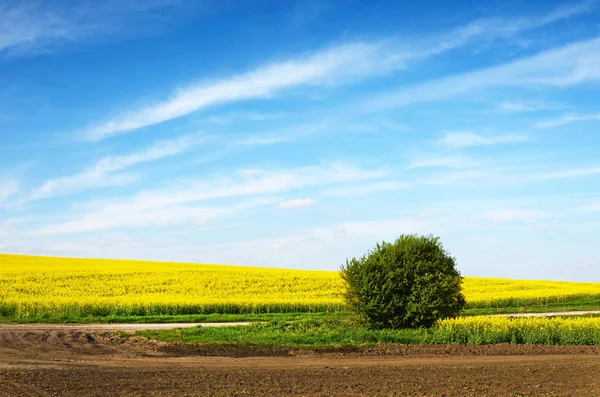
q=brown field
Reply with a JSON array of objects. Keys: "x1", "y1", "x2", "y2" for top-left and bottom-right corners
[{"x1": 1, "y1": 327, "x2": 600, "y2": 396}]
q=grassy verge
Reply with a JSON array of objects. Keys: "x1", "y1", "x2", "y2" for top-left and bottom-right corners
[
  {"x1": 135, "y1": 315, "x2": 600, "y2": 346},
  {"x1": 136, "y1": 317, "x2": 425, "y2": 346},
  {"x1": 0, "y1": 312, "x2": 350, "y2": 324},
  {"x1": 2, "y1": 299, "x2": 600, "y2": 324}
]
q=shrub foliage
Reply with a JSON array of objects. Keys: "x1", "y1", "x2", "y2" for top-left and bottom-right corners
[{"x1": 341, "y1": 234, "x2": 465, "y2": 329}]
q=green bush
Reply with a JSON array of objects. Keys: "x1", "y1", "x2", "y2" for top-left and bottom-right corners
[{"x1": 341, "y1": 234, "x2": 465, "y2": 329}]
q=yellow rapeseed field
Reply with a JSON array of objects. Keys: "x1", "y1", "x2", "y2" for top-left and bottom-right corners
[
  {"x1": 462, "y1": 277, "x2": 600, "y2": 308},
  {"x1": 0, "y1": 254, "x2": 344, "y2": 318},
  {"x1": 2, "y1": 253, "x2": 600, "y2": 318},
  {"x1": 433, "y1": 316, "x2": 600, "y2": 344}
]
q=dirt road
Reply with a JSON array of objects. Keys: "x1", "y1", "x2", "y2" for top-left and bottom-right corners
[
  {"x1": 498, "y1": 310, "x2": 600, "y2": 317},
  {"x1": 1, "y1": 328, "x2": 600, "y2": 396}
]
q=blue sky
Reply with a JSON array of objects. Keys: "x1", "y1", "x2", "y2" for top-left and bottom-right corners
[{"x1": 1, "y1": 0, "x2": 599, "y2": 281}]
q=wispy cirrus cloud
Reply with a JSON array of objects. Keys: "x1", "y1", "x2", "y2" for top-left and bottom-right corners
[
  {"x1": 0, "y1": 0, "x2": 190, "y2": 57},
  {"x1": 498, "y1": 99, "x2": 566, "y2": 113},
  {"x1": 85, "y1": 2, "x2": 592, "y2": 141},
  {"x1": 409, "y1": 156, "x2": 475, "y2": 169},
  {"x1": 192, "y1": 211, "x2": 461, "y2": 267},
  {"x1": 277, "y1": 198, "x2": 317, "y2": 209},
  {"x1": 36, "y1": 199, "x2": 279, "y2": 236},
  {"x1": 364, "y1": 36, "x2": 600, "y2": 112},
  {"x1": 319, "y1": 181, "x2": 408, "y2": 197},
  {"x1": 218, "y1": 202, "x2": 561, "y2": 256},
  {"x1": 422, "y1": 164, "x2": 600, "y2": 187},
  {"x1": 196, "y1": 111, "x2": 286, "y2": 126},
  {"x1": 36, "y1": 162, "x2": 387, "y2": 234},
  {"x1": 237, "y1": 122, "x2": 330, "y2": 146},
  {"x1": 440, "y1": 132, "x2": 530, "y2": 148},
  {"x1": 94, "y1": 162, "x2": 386, "y2": 213},
  {"x1": 30, "y1": 135, "x2": 203, "y2": 201},
  {"x1": 420, "y1": 1, "x2": 593, "y2": 57},
  {"x1": 584, "y1": 202, "x2": 600, "y2": 211},
  {"x1": 536, "y1": 112, "x2": 600, "y2": 128},
  {"x1": 0, "y1": 179, "x2": 19, "y2": 202},
  {"x1": 527, "y1": 166, "x2": 600, "y2": 181},
  {"x1": 88, "y1": 42, "x2": 406, "y2": 140}
]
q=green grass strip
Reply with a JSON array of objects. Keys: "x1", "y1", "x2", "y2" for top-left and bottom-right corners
[
  {"x1": 0, "y1": 312, "x2": 351, "y2": 324},
  {"x1": 135, "y1": 315, "x2": 600, "y2": 346}
]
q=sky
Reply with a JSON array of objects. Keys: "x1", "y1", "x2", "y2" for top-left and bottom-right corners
[{"x1": 1, "y1": 0, "x2": 599, "y2": 281}]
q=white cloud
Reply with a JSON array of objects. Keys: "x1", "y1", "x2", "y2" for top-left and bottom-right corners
[
  {"x1": 320, "y1": 181, "x2": 408, "y2": 197},
  {"x1": 528, "y1": 167, "x2": 600, "y2": 181},
  {"x1": 88, "y1": 42, "x2": 405, "y2": 140},
  {"x1": 421, "y1": 169, "x2": 493, "y2": 187},
  {"x1": 498, "y1": 100, "x2": 565, "y2": 113},
  {"x1": 0, "y1": 0, "x2": 187, "y2": 57},
  {"x1": 37, "y1": 202, "x2": 266, "y2": 236},
  {"x1": 536, "y1": 112, "x2": 600, "y2": 128},
  {"x1": 235, "y1": 117, "x2": 409, "y2": 147},
  {"x1": 0, "y1": 2, "x2": 76, "y2": 55},
  {"x1": 527, "y1": 1, "x2": 592, "y2": 25},
  {"x1": 0, "y1": 180, "x2": 18, "y2": 202},
  {"x1": 194, "y1": 198, "x2": 572, "y2": 267},
  {"x1": 31, "y1": 135, "x2": 202, "y2": 200},
  {"x1": 86, "y1": 2, "x2": 592, "y2": 140},
  {"x1": 409, "y1": 156, "x2": 474, "y2": 169},
  {"x1": 277, "y1": 198, "x2": 316, "y2": 209},
  {"x1": 237, "y1": 169, "x2": 264, "y2": 177},
  {"x1": 422, "y1": 164, "x2": 600, "y2": 187},
  {"x1": 192, "y1": 212, "x2": 462, "y2": 268},
  {"x1": 237, "y1": 122, "x2": 330, "y2": 146},
  {"x1": 440, "y1": 132, "x2": 529, "y2": 148},
  {"x1": 36, "y1": 162, "x2": 387, "y2": 234},
  {"x1": 364, "y1": 36, "x2": 600, "y2": 112},
  {"x1": 420, "y1": 1, "x2": 592, "y2": 57},
  {"x1": 584, "y1": 202, "x2": 600, "y2": 211},
  {"x1": 119, "y1": 162, "x2": 384, "y2": 211},
  {"x1": 197, "y1": 111, "x2": 286, "y2": 125}
]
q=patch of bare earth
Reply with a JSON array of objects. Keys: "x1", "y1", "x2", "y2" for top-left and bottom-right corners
[{"x1": 1, "y1": 329, "x2": 599, "y2": 396}]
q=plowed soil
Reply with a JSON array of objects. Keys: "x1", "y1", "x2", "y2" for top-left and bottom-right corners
[{"x1": 1, "y1": 328, "x2": 600, "y2": 396}]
